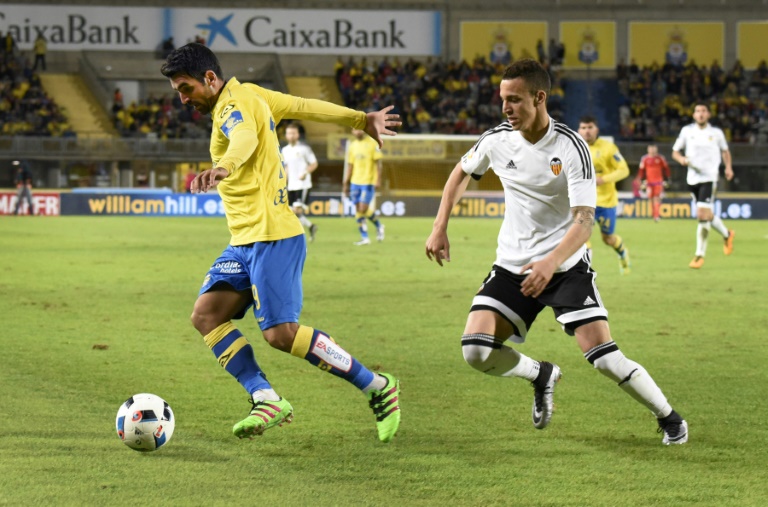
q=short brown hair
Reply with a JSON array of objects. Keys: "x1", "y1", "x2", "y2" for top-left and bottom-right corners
[{"x1": 502, "y1": 59, "x2": 551, "y2": 96}]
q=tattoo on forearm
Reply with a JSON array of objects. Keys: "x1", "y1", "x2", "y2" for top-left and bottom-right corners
[{"x1": 573, "y1": 206, "x2": 595, "y2": 228}]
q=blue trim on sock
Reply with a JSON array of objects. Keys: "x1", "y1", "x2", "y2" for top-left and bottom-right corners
[
  {"x1": 303, "y1": 328, "x2": 375, "y2": 391},
  {"x1": 210, "y1": 328, "x2": 271, "y2": 393}
]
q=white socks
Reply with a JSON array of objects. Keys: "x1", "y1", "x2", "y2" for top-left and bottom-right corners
[
  {"x1": 251, "y1": 388, "x2": 280, "y2": 402},
  {"x1": 590, "y1": 346, "x2": 672, "y2": 418},
  {"x1": 362, "y1": 374, "x2": 388, "y2": 394},
  {"x1": 711, "y1": 215, "x2": 729, "y2": 238},
  {"x1": 299, "y1": 215, "x2": 312, "y2": 228},
  {"x1": 696, "y1": 221, "x2": 710, "y2": 257},
  {"x1": 462, "y1": 334, "x2": 540, "y2": 381}
]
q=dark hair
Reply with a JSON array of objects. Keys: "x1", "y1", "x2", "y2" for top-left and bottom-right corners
[
  {"x1": 693, "y1": 102, "x2": 710, "y2": 112},
  {"x1": 160, "y1": 43, "x2": 223, "y2": 83},
  {"x1": 502, "y1": 59, "x2": 551, "y2": 96},
  {"x1": 285, "y1": 122, "x2": 301, "y2": 131},
  {"x1": 579, "y1": 115, "x2": 598, "y2": 126}
]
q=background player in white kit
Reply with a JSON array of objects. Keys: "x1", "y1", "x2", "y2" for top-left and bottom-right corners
[
  {"x1": 282, "y1": 123, "x2": 319, "y2": 241},
  {"x1": 425, "y1": 59, "x2": 688, "y2": 445},
  {"x1": 672, "y1": 103, "x2": 735, "y2": 269}
]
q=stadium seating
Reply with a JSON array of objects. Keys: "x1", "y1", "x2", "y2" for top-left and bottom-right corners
[{"x1": 0, "y1": 53, "x2": 74, "y2": 138}]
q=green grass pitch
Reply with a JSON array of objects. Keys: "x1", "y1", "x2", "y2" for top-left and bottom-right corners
[{"x1": 1, "y1": 216, "x2": 767, "y2": 506}]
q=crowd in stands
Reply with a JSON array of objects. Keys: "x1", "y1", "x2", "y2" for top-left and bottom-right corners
[
  {"x1": 0, "y1": 33, "x2": 74, "y2": 138},
  {"x1": 335, "y1": 56, "x2": 565, "y2": 135},
  {"x1": 112, "y1": 91, "x2": 212, "y2": 140},
  {"x1": 617, "y1": 58, "x2": 768, "y2": 143}
]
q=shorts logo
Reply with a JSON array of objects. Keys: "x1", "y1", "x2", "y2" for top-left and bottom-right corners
[
  {"x1": 311, "y1": 333, "x2": 352, "y2": 373},
  {"x1": 214, "y1": 261, "x2": 242, "y2": 274},
  {"x1": 550, "y1": 157, "x2": 563, "y2": 176}
]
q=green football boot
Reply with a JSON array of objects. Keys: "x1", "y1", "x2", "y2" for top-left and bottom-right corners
[
  {"x1": 367, "y1": 373, "x2": 401, "y2": 443},
  {"x1": 233, "y1": 397, "x2": 293, "y2": 439}
]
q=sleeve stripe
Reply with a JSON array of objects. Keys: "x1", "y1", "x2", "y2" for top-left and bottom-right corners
[
  {"x1": 472, "y1": 122, "x2": 514, "y2": 151},
  {"x1": 554, "y1": 123, "x2": 593, "y2": 179}
]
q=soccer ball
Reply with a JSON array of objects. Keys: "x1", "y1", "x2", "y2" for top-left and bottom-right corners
[{"x1": 115, "y1": 393, "x2": 175, "y2": 452}]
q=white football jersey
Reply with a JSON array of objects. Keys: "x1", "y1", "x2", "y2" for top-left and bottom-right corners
[
  {"x1": 281, "y1": 142, "x2": 317, "y2": 191},
  {"x1": 672, "y1": 123, "x2": 728, "y2": 185},
  {"x1": 461, "y1": 119, "x2": 596, "y2": 274}
]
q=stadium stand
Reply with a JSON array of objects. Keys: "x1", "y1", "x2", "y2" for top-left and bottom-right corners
[
  {"x1": 0, "y1": 52, "x2": 75, "y2": 138},
  {"x1": 617, "y1": 59, "x2": 767, "y2": 143},
  {"x1": 2, "y1": 0, "x2": 768, "y2": 193},
  {"x1": 334, "y1": 56, "x2": 566, "y2": 135}
]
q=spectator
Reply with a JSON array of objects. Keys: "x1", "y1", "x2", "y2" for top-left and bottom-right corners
[
  {"x1": 13, "y1": 160, "x2": 35, "y2": 215},
  {"x1": 161, "y1": 37, "x2": 175, "y2": 59},
  {"x1": 334, "y1": 56, "x2": 565, "y2": 135},
  {"x1": 32, "y1": 35, "x2": 47, "y2": 72},
  {"x1": 536, "y1": 40, "x2": 547, "y2": 64},
  {"x1": 3, "y1": 31, "x2": 16, "y2": 60}
]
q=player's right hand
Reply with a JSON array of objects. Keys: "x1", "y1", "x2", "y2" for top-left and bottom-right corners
[{"x1": 425, "y1": 229, "x2": 451, "y2": 267}]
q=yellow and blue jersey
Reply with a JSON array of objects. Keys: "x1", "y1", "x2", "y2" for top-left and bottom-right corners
[
  {"x1": 587, "y1": 137, "x2": 629, "y2": 208},
  {"x1": 211, "y1": 78, "x2": 367, "y2": 245},
  {"x1": 346, "y1": 137, "x2": 382, "y2": 185}
]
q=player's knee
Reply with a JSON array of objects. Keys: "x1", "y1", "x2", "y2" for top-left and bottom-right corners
[
  {"x1": 262, "y1": 323, "x2": 299, "y2": 353},
  {"x1": 190, "y1": 308, "x2": 215, "y2": 336},
  {"x1": 601, "y1": 234, "x2": 613, "y2": 245},
  {"x1": 461, "y1": 334, "x2": 496, "y2": 371}
]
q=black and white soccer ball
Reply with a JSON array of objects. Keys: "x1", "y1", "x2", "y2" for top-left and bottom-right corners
[{"x1": 116, "y1": 393, "x2": 175, "y2": 452}]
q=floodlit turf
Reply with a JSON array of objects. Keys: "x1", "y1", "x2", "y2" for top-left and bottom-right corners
[{"x1": 1, "y1": 215, "x2": 767, "y2": 506}]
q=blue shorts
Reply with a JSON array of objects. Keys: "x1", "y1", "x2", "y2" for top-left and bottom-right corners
[
  {"x1": 199, "y1": 234, "x2": 306, "y2": 330},
  {"x1": 595, "y1": 206, "x2": 617, "y2": 235},
  {"x1": 349, "y1": 184, "x2": 375, "y2": 205}
]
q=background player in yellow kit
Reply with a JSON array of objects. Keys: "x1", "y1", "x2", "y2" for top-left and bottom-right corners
[
  {"x1": 578, "y1": 116, "x2": 631, "y2": 274},
  {"x1": 343, "y1": 128, "x2": 385, "y2": 245},
  {"x1": 161, "y1": 43, "x2": 402, "y2": 442}
]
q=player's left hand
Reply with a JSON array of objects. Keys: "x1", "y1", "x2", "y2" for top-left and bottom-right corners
[
  {"x1": 191, "y1": 167, "x2": 229, "y2": 193},
  {"x1": 725, "y1": 167, "x2": 734, "y2": 181},
  {"x1": 365, "y1": 105, "x2": 402, "y2": 148},
  {"x1": 520, "y1": 257, "x2": 557, "y2": 298}
]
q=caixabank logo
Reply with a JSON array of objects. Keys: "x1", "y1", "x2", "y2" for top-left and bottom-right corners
[
  {"x1": 188, "y1": 11, "x2": 407, "y2": 51},
  {"x1": 179, "y1": 8, "x2": 438, "y2": 55}
]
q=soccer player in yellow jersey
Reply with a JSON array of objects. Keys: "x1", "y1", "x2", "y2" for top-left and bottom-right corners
[
  {"x1": 578, "y1": 116, "x2": 631, "y2": 274},
  {"x1": 161, "y1": 43, "x2": 401, "y2": 442},
  {"x1": 343, "y1": 128, "x2": 384, "y2": 245}
]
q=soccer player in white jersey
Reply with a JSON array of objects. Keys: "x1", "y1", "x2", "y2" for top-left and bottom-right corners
[
  {"x1": 282, "y1": 123, "x2": 319, "y2": 241},
  {"x1": 672, "y1": 103, "x2": 735, "y2": 269},
  {"x1": 425, "y1": 59, "x2": 688, "y2": 445}
]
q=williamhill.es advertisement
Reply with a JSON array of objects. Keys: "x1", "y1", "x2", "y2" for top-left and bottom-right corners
[{"x1": 4, "y1": 191, "x2": 767, "y2": 220}]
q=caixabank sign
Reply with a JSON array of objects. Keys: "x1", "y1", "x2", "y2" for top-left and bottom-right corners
[{"x1": 0, "y1": 5, "x2": 441, "y2": 55}]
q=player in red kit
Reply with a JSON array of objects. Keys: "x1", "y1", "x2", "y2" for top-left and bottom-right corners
[{"x1": 638, "y1": 144, "x2": 671, "y2": 222}]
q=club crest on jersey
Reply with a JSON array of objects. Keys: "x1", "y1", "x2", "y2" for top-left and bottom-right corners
[{"x1": 550, "y1": 157, "x2": 563, "y2": 176}]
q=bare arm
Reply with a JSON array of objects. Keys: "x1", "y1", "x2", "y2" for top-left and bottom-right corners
[
  {"x1": 342, "y1": 162, "x2": 352, "y2": 192},
  {"x1": 425, "y1": 162, "x2": 472, "y2": 266},
  {"x1": 722, "y1": 150, "x2": 734, "y2": 181},
  {"x1": 672, "y1": 150, "x2": 688, "y2": 166},
  {"x1": 520, "y1": 206, "x2": 595, "y2": 298},
  {"x1": 374, "y1": 160, "x2": 383, "y2": 189}
]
